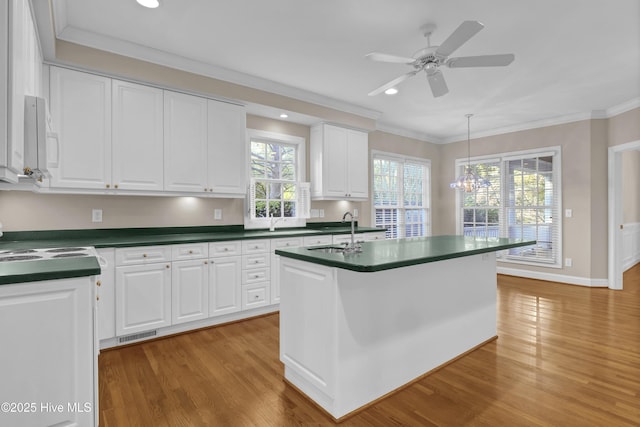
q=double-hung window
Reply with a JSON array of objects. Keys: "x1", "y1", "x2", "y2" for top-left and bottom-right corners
[
  {"x1": 456, "y1": 147, "x2": 561, "y2": 267},
  {"x1": 372, "y1": 152, "x2": 431, "y2": 239},
  {"x1": 245, "y1": 129, "x2": 308, "y2": 229}
]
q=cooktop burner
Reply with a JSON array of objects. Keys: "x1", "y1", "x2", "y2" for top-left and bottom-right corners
[
  {"x1": 0, "y1": 255, "x2": 43, "y2": 262},
  {"x1": 52, "y1": 253, "x2": 90, "y2": 258},
  {"x1": 0, "y1": 249, "x2": 38, "y2": 255},
  {"x1": 45, "y1": 247, "x2": 87, "y2": 253},
  {"x1": 0, "y1": 247, "x2": 96, "y2": 263}
]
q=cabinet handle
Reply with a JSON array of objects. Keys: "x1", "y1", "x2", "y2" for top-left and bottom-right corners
[
  {"x1": 255, "y1": 260, "x2": 259, "y2": 264},
  {"x1": 143, "y1": 254, "x2": 147, "y2": 258},
  {"x1": 166, "y1": 265, "x2": 170, "y2": 269},
  {"x1": 286, "y1": 243, "x2": 290, "y2": 246},
  {"x1": 254, "y1": 275, "x2": 260, "y2": 278},
  {"x1": 96, "y1": 296, "x2": 100, "y2": 301},
  {"x1": 254, "y1": 245, "x2": 259, "y2": 249},
  {"x1": 204, "y1": 261, "x2": 208, "y2": 265},
  {"x1": 224, "y1": 248, "x2": 228, "y2": 251},
  {"x1": 209, "y1": 189, "x2": 213, "y2": 192},
  {"x1": 204, "y1": 188, "x2": 208, "y2": 192},
  {"x1": 254, "y1": 295, "x2": 260, "y2": 300},
  {"x1": 106, "y1": 184, "x2": 110, "y2": 189},
  {"x1": 189, "y1": 250, "x2": 193, "y2": 254},
  {"x1": 96, "y1": 280, "x2": 101, "y2": 287},
  {"x1": 115, "y1": 184, "x2": 119, "y2": 189}
]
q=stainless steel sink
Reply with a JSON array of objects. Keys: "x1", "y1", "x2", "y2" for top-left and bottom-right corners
[{"x1": 307, "y1": 246, "x2": 346, "y2": 254}]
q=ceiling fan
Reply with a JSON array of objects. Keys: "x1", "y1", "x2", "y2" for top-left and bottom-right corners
[{"x1": 366, "y1": 21, "x2": 515, "y2": 97}]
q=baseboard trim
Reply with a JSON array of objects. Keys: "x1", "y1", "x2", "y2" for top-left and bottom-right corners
[{"x1": 497, "y1": 267, "x2": 608, "y2": 287}]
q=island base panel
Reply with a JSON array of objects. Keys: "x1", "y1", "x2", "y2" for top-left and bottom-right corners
[{"x1": 280, "y1": 252, "x2": 497, "y2": 419}]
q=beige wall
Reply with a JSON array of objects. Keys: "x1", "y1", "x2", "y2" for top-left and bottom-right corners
[
  {"x1": 622, "y1": 150, "x2": 640, "y2": 223},
  {"x1": 2, "y1": 39, "x2": 640, "y2": 282}
]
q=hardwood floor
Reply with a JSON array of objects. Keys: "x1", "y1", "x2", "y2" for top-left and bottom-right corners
[{"x1": 99, "y1": 265, "x2": 640, "y2": 426}]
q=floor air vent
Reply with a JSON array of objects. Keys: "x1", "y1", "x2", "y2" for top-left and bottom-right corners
[{"x1": 118, "y1": 330, "x2": 157, "y2": 344}]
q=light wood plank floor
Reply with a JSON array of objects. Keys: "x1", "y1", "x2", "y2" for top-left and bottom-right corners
[{"x1": 99, "y1": 265, "x2": 640, "y2": 426}]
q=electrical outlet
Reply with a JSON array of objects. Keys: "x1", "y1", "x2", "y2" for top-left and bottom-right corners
[
  {"x1": 92, "y1": 209, "x2": 103, "y2": 223},
  {"x1": 564, "y1": 258, "x2": 572, "y2": 267},
  {"x1": 319, "y1": 209, "x2": 325, "y2": 218},
  {"x1": 565, "y1": 209, "x2": 572, "y2": 218},
  {"x1": 214, "y1": 209, "x2": 222, "y2": 220},
  {"x1": 354, "y1": 208, "x2": 359, "y2": 218}
]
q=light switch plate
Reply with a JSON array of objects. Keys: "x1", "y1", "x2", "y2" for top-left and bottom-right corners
[
  {"x1": 565, "y1": 209, "x2": 572, "y2": 218},
  {"x1": 214, "y1": 209, "x2": 222, "y2": 220},
  {"x1": 319, "y1": 209, "x2": 325, "y2": 218}
]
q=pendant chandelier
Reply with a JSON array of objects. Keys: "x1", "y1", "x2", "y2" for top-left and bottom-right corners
[{"x1": 450, "y1": 114, "x2": 490, "y2": 192}]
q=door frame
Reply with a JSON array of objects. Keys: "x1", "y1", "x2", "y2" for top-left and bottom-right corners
[{"x1": 608, "y1": 139, "x2": 640, "y2": 290}]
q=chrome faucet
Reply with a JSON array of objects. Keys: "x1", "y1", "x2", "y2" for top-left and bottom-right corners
[{"x1": 341, "y1": 211, "x2": 361, "y2": 252}]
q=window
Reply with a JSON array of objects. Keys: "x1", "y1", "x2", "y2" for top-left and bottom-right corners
[
  {"x1": 372, "y1": 152, "x2": 431, "y2": 238},
  {"x1": 456, "y1": 147, "x2": 561, "y2": 267},
  {"x1": 245, "y1": 129, "x2": 308, "y2": 229}
]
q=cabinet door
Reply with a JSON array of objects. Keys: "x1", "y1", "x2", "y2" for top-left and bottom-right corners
[
  {"x1": 164, "y1": 91, "x2": 208, "y2": 192},
  {"x1": 3, "y1": 0, "x2": 27, "y2": 181},
  {"x1": 172, "y1": 259, "x2": 209, "y2": 324},
  {"x1": 207, "y1": 100, "x2": 246, "y2": 195},
  {"x1": 209, "y1": 255, "x2": 241, "y2": 317},
  {"x1": 96, "y1": 248, "x2": 116, "y2": 341},
  {"x1": 346, "y1": 129, "x2": 369, "y2": 198},
  {"x1": 0, "y1": 277, "x2": 95, "y2": 427},
  {"x1": 324, "y1": 125, "x2": 348, "y2": 197},
  {"x1": 49, "y1": 67, "x2": 112, "y2": 189},
  {"x1": 112, "y1": 80, "x2": 163, "y2": 191},
  {"x1": 115, "y1": 262, "x2": 172, "y2": 336}
]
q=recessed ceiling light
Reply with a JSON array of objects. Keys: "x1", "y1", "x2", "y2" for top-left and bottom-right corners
[
  {"x1": 279, "y1": 113, "x2": 289, "y2": 119},
  {"x1": 137, "y1": 0, "x2": 159, "y2": 8},
  {"x1": 384, "y1": 88, "x2": 398, "y2": 95}
]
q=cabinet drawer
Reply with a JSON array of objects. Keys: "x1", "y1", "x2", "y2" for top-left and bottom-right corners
[
  {"x1": 242, "y1": 267, "x2": 270, "y2": 284},
  {"x1": 209, "y1": 241, "x2": 242, "y2": 258},
  {"x1": 363, "y1": 231, "x2": 387, "y2": 241},
  {"x1": 115, "y1": 246, "x2": 171, "y2": 266},
  {"x1": 241, "y1": 282, "x2": 270, "y2": 310},
  {"x1": 271, "y1": 237, "x2": 303, "y2": 251},
  {"x1": 172, "y1": 243, "x2": 208, "y2": 260},
  {"x1": 242, "y1": 253, "x2": 270, "y2": 269},
  {"x1": 303, "y1": 235, "x2": 333, "y2": 247},
  {"x1": 242, "y1": 240, "x2": 270, "y2": 254}
]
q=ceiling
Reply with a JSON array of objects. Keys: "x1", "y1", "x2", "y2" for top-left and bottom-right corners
[{"x1": 44, "y1": 0, "x2": 640, "y2": 142}]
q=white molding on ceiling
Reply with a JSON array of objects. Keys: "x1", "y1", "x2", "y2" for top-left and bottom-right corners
[
  {"x1": 374, "y1": 122, "x2": 442, "y2": 144},
  {"x1": 440, "y1": 97, "x2": 640, "y2": 144},
  {"x1": 54, "y1": 25, "x2": 383, "y2": 122}
]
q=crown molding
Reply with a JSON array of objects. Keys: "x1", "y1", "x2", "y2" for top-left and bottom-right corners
[
  {"x1": 55, "y1": 26, "x2": 382, "y2": 122},
  {"x1": 606, "y1": 97, "x2": 640, "y2": 117},
  {"x1": 374, "y1": 123, "x2": 441, "y2": 144}
]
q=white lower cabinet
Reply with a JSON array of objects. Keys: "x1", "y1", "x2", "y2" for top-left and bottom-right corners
[
  {"x1": 270, "y1": 237, "x2": 304, "y2": 304},
  {"x1": 115, "y1": 261, "x2": 172, "y2": 336},
  {"x1": 0, "y1": 277, "x2": 97, "y2": 427},
  {"x1": 96, "y1": 248, "x2": 116, "y2": 340},
  {"x1": 172, "y1": 259, "x2": 209, "y2": 324},
  {"x1": 208, "y1": 254, "x2": 242, "y2": 316}
]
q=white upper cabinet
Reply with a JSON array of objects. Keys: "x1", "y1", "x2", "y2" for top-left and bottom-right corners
[
  {"x1": 163, "y1": 91, "x2": 208, "y2": 192},
  {"x1": 1, "y1": 0, "x2": 43, "y2": 183},
  {"x1": 207, "y1": 100, "x2": 246, "y2": 196},
  {"x1": 112, "y1": 79, "x2": 164, "y2": 191},
  {"x1": 49, "y1": 67, "x2": 112, "y2": 189},
  {"x1": 310, "y1": 123, "x2": 369, "y2": 200}
]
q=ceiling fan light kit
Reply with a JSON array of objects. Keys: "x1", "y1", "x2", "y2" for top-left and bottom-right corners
[
  {"x1": 450, "y1": 114, "x2": 491, "y2": 192},
  {"x1": 367, "y1": 20, "x2": 515, "y2": 98}
]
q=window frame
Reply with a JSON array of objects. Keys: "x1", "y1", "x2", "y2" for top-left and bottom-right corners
[
  {"x1": 371, "y1": 150, "x2": 432, "y2": 239},
  {"x1": 454, "y1": 146, "x2": 562, "y2": 268},
  {"x1": 245, "y1": 129, "x2": 307, "y2": 230}
]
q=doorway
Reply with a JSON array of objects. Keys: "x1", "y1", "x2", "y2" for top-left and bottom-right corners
[{"x1": 608, "y1": 139, "x2": 640, "y2": 290}]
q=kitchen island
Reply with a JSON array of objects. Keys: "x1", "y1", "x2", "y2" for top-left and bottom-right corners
[{"x1": 275, "y1": 235, "x2": 534, "y2": 421}]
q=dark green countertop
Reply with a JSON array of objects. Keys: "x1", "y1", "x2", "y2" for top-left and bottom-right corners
[
  {"x1": 275, "y1": 235, "x2": 536, "y2": 272},
  {"x1": 0, "y1": 257, "x2": 101, "y2": 285},
  {"x1": 0, "y1": 223, "x2": 382, "y2": 285},
  {"x1": 0, "y1": 223, "x2": 381, "y2": 250}
]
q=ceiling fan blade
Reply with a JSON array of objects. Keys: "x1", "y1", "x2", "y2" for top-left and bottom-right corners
[
  {"x1": 365, "y1": 52, "x2": 416, "y2": 64},
  {"x1": 368, "y1": 71, "x2": 419, "y2": 96},
  {"x1": 446, "y1": 54, "x2": 515, "y2": 68},
  {"x1": 427, "y1": 71, "x2": 449, "y2": 97},
  {"x1": 435, "y1": 20, "x2": 484, "y2": 58}
]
